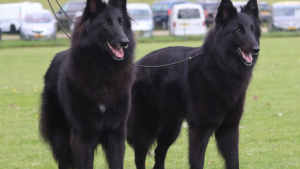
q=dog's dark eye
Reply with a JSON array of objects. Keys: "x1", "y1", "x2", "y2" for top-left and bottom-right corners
[
  {"x1": 104, "y1": 21, "x2": 108, "y2": 26},
  {"x1": 236, "y1": 28, "x2": 241, "y2": 32}
]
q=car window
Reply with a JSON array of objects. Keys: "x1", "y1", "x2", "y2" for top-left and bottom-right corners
[
  {"x1": 178, "y1": 9, "x2": 201, "y2": 19},
  {"x1": 260, "y1": 4, "x2": 271, "y2": 11},
  {"x1": 25, "y1": 13, "x2": 52, "y2": 23},
  {"x1": 68, "y1": 2, "x2": 85, "y2": 12},
  {"x1": 274, "y1": 7, "x2": 300, "y2": 17},
  {"x1": 129, "y1": 9, "x2": 151, "y2": 20},
  {"x1": 206, "y1": 4, "x2": 219, "y2": 11},
  {"x1": 153, "y1": 3, "x2": 169, "y2": 12}
]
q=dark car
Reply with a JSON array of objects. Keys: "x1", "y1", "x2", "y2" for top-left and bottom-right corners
[
  {"x1": 56, "y1": 1, "x2": 85, "y2": 30},
  {"x1": 194, "y1": 1, "x2": 220, "y2": 27},
  {"x1": 152, "y1": 0, "x2": 189, "y2": 30},
  {"x1": 260, "y1": 2, "x2": 272, "y2": 22}
]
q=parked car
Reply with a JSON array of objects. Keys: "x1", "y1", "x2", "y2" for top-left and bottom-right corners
[
  {"x1": 169, "y1": 3, "x2": 207, "y2": 36},
  {"x1": 128, "y1": 3, "x2": 154, "y2": 37},
  {"x1": 70, "y1": 11, "x2": 83, "y2": 33},
  {"x1": 232, "y1": 1, "x2": 247, "y2": 12},
  {"x1": 152, "y1": 0, "x2": 189, "y2": 30},
  {"x1": 193, "y1": 1, "x2": 220, "y2": 27},
  {"x1": 260, "y1": 2, "x2": 272, "y2": 23},
  {"x1": 268, "y1": 1, "x2": 300, "y2": 31},
  {"x1": 0, "y1": 2, "x2": 43, "y2": 34},
  {"x1": 20, "y1": 10, "x2": 56, "y2": 40},
  {"x1": 56, "y1": 1, "x2": 85, "y2": 30}
]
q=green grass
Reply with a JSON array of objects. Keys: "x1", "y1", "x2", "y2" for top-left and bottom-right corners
[
  {"x1": 0, "y1": 37, "x2": 300, "y2": 168},
  {"x1": 1, "y1": 31, "x2": 300, "y2": 49},
  {"x1": 1, "y1": 0, "x2": 299, "y2": 12}
]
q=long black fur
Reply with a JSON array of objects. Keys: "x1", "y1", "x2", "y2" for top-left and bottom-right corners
[
  {"x1": 39, "y1": 0, "x2": 135, "y2": 168},
  {"x1": 127, "y1": 0, "x2": 261, "y2": 168}
]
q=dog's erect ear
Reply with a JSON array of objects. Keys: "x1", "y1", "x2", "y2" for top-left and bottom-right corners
[
  {"x1": 242, "y1": 0, "x2": 259, "y2": 18},
  {"x1": 109, "y1": 0, "x2": 127, "y2": 11},
  {"x1": 215, "y1": 0, "x2": 237, "y2": 24},
  {"x1": 85, "y1": 0, "x2": 104, "y2": 13}
]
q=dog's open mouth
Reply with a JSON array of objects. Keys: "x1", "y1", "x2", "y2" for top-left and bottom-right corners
[
  {"x1": 237, "y1": 47, "x2": 257, "y2": 66},
  {"x1": 106, "y1": 42, "x2": 125, "y2": 61}
]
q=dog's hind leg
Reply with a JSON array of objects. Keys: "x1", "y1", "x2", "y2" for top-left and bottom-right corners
[
  {"x1": 153, "y1": 119, "x2": 183, "y2": 169},
  {"x1": 127, "y1": 127, "x2": 155, "y2": 169},
  {"x1": 133, "y1": 138, "x2": 154, "y2": 169}
]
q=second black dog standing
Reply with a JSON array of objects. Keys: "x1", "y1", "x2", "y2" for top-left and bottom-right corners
[{"x1": 127, "y1": 0, "x2": 261, "y2": 168}]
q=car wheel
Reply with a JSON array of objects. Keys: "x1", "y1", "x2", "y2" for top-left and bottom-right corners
[
  {"x1": 162, "y1": 21, "x2": 168, "y2": 30},
  {"x1": 20, "y1": 32, "x2": 26, "y2": 40},
  {"x1": 10, "y1": 25, "x2": 18, "y2": 34}
]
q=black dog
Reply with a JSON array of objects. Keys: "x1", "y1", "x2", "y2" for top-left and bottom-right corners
[
  {"x1": 39, "y1": 0, "x2": 135, "y2": 168},
  {"x1": 127, "y1": 0, "x2": 261, "y2": 168}
]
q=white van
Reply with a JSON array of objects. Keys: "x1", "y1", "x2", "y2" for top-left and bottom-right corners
[
  {"x1": 0, "y1": 2, "x2": 43, "y2": 33},
  {"x1": 170, "y1": 3, "x2": 207, "y2": 36}
]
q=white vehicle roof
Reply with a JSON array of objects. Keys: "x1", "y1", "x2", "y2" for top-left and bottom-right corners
[
  {"x1": 75, "y1": 11, "x2": 83, "y2": 17},
  {"x1": 273, "y1": 2, "x2": 300, "y2": 8},
  {"x1": 232, "y1": 1, "x2": 247, "y2": 7},
  {"x1": 127, "y1": 3, "x2": 152, "y2": 10},
  {"x1": 173, "y1": 3, "x2": 203, "y2": 10}
]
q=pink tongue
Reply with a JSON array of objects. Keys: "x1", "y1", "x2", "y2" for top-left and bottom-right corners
[
  {"x1": 111, "y1": 47, "x2": 124, "y2": 59},
  {"x1": 241, "y1": 51, "x2": 253, "y2": 63}
]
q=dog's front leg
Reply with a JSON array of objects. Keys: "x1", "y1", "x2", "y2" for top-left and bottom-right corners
[
  {"x1": 102, "y1": 126, "x2": 126, "y2": 169},
  {"x1": 72, "y1": 132, "x2": 97, "y2": 169}
]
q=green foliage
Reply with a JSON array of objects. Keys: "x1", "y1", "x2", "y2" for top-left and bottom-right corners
[{"x1": 0, "y1": 37, "x2": 300, "y2": 168}]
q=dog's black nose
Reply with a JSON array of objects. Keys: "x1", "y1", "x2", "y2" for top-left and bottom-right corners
[
  {"x1": 120, "y1": 38, "x2": 129, "y2": 48},
  {"x1": 252, "y1": 46, "x2": 260, "y2": 53}
]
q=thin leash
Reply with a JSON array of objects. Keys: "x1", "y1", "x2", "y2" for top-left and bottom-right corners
[
  {"x1": 48, "y1": 0, "x2": 204, "y2": 68},
  {"x1": 134, "y1": 53, "x2": 203, "y2": 68},
  {"x1": 48, "y1": 0, "x2": 72, "y2": 39}
]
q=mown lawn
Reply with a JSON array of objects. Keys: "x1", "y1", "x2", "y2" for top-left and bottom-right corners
[{"x1": 0, "y1": 37, "x2": 299, "y2": 168}]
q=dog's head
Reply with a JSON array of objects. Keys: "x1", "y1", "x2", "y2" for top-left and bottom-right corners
[
  {"x1": 73, "y1": 0, "x2": 133, "y2": 61},
  {"x1": 212, "y1": 0, "x2": 261, "y2": 68}
]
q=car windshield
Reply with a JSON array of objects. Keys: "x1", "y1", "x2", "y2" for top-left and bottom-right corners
[
  {"x1": 178, "y1": 9, "x2": 201, "y2": 19},
  {"x1": 129, "y1": 9, "x2": 151, "y2": 20},
  {"x1": 206, "y1": 4, "x2": 219, "y2": 11},
  {"x1": 152, "y1": 3, "x2": 169, "y2": 12},
  {"x1": 260, "y1": 4, "x2": 271, "y2": 11},
  {"x1": 61, "y1": 2, "x2": 85, "y2": 12},
  {"x1": 274, "y1": 6, "x2": 300, "y2": 17},
  {"x1": 25, "y1": 13, "x2": 52, "y2": 23}
]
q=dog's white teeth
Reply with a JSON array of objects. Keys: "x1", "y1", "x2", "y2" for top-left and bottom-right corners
[{"x1": 107, "y1": 42, "x2": 113, "y2": 49}]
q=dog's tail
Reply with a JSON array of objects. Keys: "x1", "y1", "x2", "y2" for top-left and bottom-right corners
[{"x1": 39, "y1": 53, "x2": 72, "y2": 165}]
